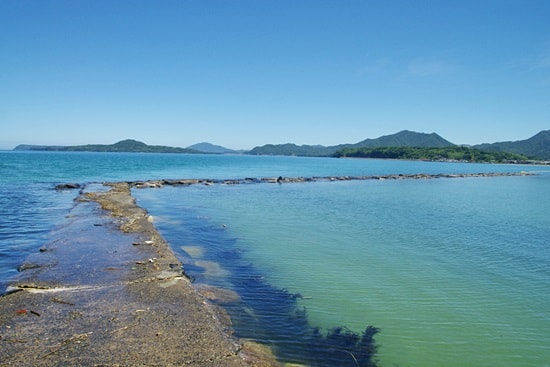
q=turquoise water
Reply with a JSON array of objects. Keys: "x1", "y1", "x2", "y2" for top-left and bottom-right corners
[
  {"x1": 134, "y1": 175, "x2": 550, "y2": 367},
  {"x1": 1, "y1": 151, "x2": 549, "y2": 366}
]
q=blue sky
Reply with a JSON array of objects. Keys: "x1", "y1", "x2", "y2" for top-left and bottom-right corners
[{"x1": 1, "y1": 0, "x2": 549, "y2": 150}]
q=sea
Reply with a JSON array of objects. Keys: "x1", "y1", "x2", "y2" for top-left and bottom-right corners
[{"x1": 1, "y1": 151, "x2": 549, "y2": 367}]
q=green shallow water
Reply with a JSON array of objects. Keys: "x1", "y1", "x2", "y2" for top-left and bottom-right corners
[{"x1": 135, "y1": 174, "x2": 550, "y2": 367}]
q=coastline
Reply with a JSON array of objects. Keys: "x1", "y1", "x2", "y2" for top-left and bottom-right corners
[{"x1": 0, "y1": 183, "x2": 277, "y2": 366}]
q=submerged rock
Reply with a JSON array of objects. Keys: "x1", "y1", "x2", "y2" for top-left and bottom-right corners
[
  {"x1": 196, "y1": 284, "x2": 242, "y2": 304},
  {"x1": 55, "y1": 183, "x2": 81, "y2": 190},
  {"x1": 17, "y1": 262, "x2": 43, "y2": 272},
  {"x1": 239, "y1": 339, "x2": 281, "y2": 366}
]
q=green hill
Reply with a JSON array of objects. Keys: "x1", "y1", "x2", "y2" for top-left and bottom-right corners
[
  {"x1": 248, "y1": 130, "x2": 455, "y2": 156},
  {"x1": 473, "y1": 130, "x2": 550, "y2": 160},
  {"x1": 187, "y1": 142, "x2": 237, "y2": 154},
  {"x1": 353, "y1": 130, "x2": 454, "y2": 148},
  {"x1": 14, "y1": 139, "x2": 198, "y2": 154},
  {"x1": 248, "y1": 143, "x2": 333, "y2": 156},
  {"x1": 13, "y1": 130, "x2": 549, "y2": 160}
]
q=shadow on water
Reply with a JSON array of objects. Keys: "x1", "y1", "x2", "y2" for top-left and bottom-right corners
[{"x1": 175, "y1": 215, "x2": 380, "y2": 367}]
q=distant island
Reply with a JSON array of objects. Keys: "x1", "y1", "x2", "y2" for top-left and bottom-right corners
[
  {"x1": 248, "y1": 130, "x2": 454, "y2": 157},
  {"x1": 14, "y1": 139, "x2": 198, "y2": 154},
  {"x1": 187, "y1": 142, "x2": 243, "y2": 154},
  {"x1": 14, "y1": 130, "x2": 550, "y2": 161},
  {"x1": 248, "y1": 130, "x2": 550, "y2": 161}
]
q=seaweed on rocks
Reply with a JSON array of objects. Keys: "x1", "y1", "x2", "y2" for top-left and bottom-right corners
[
  {"x1": 183, "y1": 242, "x2": 380, "y2": 366},
  {"x1": 143, "y1": 200, "x2": 380, "y2": 367},
  {"x1": 222, "y1": 264, "x2": 380, "y2": 367}
]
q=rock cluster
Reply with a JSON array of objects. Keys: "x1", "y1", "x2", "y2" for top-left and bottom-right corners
[{"x1": 129, "y1": 171, "x2": 533, "y2": 189}]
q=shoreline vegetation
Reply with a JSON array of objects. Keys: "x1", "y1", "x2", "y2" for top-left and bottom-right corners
[
  {"x1": 333, "y1": 146, "x2": 530, "y2": 163},
  {"x1": 12, "y1": 129, "x2": 550, "y2": 162}
]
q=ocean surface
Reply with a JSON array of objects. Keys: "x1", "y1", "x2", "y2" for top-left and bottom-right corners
[{"x1": 1, "y1": 151, "x2": 549, "y2": 367}]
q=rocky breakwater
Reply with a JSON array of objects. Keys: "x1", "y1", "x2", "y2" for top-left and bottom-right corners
[
  {"x1": 129, "y1": 171, "x2": 534, "y2": 189},
  {"x1": 0, "y1": 182, "x2": 277, "y2": 366}
]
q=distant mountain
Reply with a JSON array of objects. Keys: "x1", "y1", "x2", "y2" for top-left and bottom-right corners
[
  {"x1": 14, "y1": 139, "x2": 198, "y2": 154},
  {"x1": 353, "y1": 130, "x2": 454, "y2": 148},
  {"x1": 13, "y1": 144, "x2": 67, "y2": 151},
  {"x1": 187, "y1": 142, "x2": 237, "y2": 154},
  {"x1": 473, "y1": 130, "x2": 550, "y2": 160},
  {"x1": 13, "y1": 130, "x2": 548, "y2": 160},
  {"x1": 248, "y1": 130, "x2": 455, "y2": 156},
  {"x1": 248, "y1": 143, "x2": 333, "y2": 157}
]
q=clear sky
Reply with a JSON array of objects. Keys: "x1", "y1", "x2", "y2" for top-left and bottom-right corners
[{"x1": 1, "y1": 0, "x2": 549, "y2": 150}]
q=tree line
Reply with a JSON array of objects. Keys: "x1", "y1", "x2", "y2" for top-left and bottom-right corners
[{"x1": 333, "y1": 146, "x2": 530, "y2": 163}]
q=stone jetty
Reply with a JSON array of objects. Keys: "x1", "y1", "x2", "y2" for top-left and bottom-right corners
[
  {"x1": 130, "y1": 171, "x2": 533, "y2": 189},
  {"x1": 0, "y1": 183, "x2": 277, "y2": 366}
]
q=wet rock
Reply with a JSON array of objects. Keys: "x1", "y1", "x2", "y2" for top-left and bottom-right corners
[
  {"x1": 55, "y1": 183, "x2": 81, "y2": 190},
  {"x1": 196, "y1": 284, "x2": 241, "y2": 304},
  {"x1": 133, "y1": 240, "x2": 154, "y2": 246},
  {"x1": 239, "y1": 339, "x2": 280, "y2": 366},
  {"x1": 17, "y1": 262, "x2": 43, "y2": 272},
  {"x1": 124, "y1": 171, "x2": 534, "y2": 190},
  {"x1": 134, "y1": 181, "x2": 163, "y2": 189}
]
